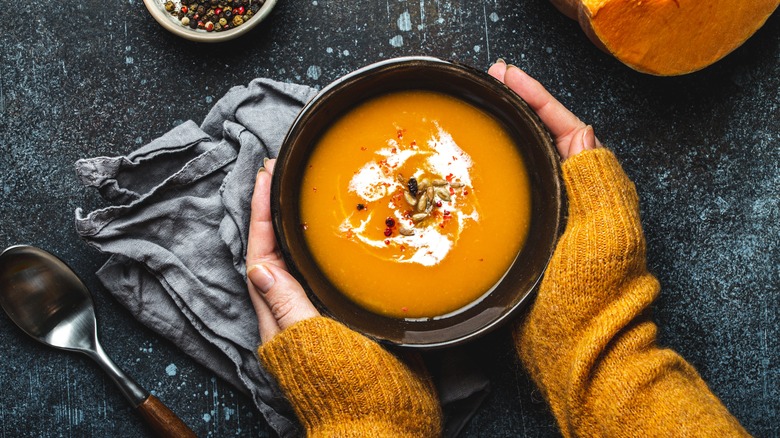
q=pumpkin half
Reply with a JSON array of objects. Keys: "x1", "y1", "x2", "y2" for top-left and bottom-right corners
[{"x1": 550, "y1": 0, "x2": 779, "y2": 75}]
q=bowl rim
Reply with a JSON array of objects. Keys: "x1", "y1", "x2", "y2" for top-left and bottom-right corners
[
  {"x1": 272, "y1": 56, "x2": 563, "y2": 349},
  {"x1": 142, "y1": 0, "x2": 278, "y2": 42}
]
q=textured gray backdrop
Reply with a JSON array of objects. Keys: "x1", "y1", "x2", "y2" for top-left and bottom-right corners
[{"x1": 1, "y1": 0, "x2": 778, "y2": 436}]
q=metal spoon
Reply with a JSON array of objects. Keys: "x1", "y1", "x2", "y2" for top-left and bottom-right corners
[{"x1": 0, "y1": 245, "x2": 196, "y2": 437}]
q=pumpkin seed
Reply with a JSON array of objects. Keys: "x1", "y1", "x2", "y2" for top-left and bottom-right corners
[
  {"x1": 435, "y1": 186, "x2": 451, "y2": 201},
  {"x1": 404, "y1": 191, "x2": 417, "y2": 206},
  {"x1": 399, "y1": 226, "x2": 415, "y2": 236},
  {"x1": 432, "y1": 179, "x2": 447, "y2": 186},
  {"x1": 416, "y1": 192, "x2": 428, "y2": 212},
  {"x1": 412, "y1": 213, "x2": 428, "y2": 223},
  {"x1": 450, "y1": 182, "x2": 464, "y2": 188}
]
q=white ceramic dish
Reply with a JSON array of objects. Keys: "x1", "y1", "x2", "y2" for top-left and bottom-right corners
[{"x1": 143, "y1": 0, "x2": 277, "y2": 42}]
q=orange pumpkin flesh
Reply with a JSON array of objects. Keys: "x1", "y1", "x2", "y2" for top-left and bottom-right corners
[{"x1": 553, "y1": 0, "x2": 779, "y2": 76}]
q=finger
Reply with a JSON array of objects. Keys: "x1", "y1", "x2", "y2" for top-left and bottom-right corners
[
  {"x1": 264, "y1": 157, "x2": 277, "y2": 173},
  {"x1": 247, "y1": 278, "x2": 282, "y2": 343},
  {"x1": 247, "y1": 160, "x2": 284, "y2": 268},
  {"x1": 565, "y1": 125, "x2": 601, "y2": 159},
  {"x1": 248, "y1": 263, "x2": 320, "y2": 331},
  {"x1": 488, "y1": 59, "x2": 507, "y2": 82},
  {"x1": 503, "y1": 65, "x2": 586, "y2": 146}
]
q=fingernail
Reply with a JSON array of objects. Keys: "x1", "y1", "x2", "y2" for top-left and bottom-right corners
[
  {"x1": 496, "y1": 58, "x2": 506, "y2": 65},
  {"x1": 247, "y1": 264, "x2": 275, "y2": 293},
  {"x1": 583, "y1": 125, "x2": 596, "y2": 151},
  {"x1": 263, "y1": 157, "x2": 270, "y2": 166},
  {"x1": 257, "y1": 166, "x2": 266, "y2": 175}
]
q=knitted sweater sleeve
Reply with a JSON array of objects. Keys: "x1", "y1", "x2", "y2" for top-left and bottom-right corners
[
  {"x1": 515, "y1": 148, "x2": 749, "y2": 437},
  {"x1": 257, "y1": 316, "x2": 442, "y2": 437}
]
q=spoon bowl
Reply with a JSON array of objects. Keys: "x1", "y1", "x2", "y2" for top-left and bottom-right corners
[
  {"x1": 0, "y1": 245, "x2": 196, "y2": 437},
  {"x1": 1, "y1": 245, "x2": 97, "y2": 351}
]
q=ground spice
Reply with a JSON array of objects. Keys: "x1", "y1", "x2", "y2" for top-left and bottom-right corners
[{"x1": 165, "y1": 0, "x2": 264, "y2": 32}]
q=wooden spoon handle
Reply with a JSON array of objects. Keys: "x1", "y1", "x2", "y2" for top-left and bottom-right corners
[{"x1": 136, "y1": 395, "x2": 197, "y2": 438}]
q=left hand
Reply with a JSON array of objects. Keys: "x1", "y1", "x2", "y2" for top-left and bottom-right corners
[
  {"x1": 246, "y1": 158, "x2": 319, "y2": 344},
  {"x1": 487, "y1": 60, "x2": 602, "y2": 160}
]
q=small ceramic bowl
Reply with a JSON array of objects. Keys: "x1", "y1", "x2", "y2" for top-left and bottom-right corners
[
  {"x1": 272, "y1": 57, "x2": 563, "y2": 349},
  {"x1": 143, "y1": 0, "x2": 277, "y2": 42}
]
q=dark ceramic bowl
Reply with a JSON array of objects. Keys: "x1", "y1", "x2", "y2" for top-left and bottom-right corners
[{"x1": 271, "y1": 56, "x2": 562, "y2": 349}]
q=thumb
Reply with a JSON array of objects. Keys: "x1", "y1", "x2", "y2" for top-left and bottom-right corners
[
  {"x1": 565, "y1": 125, "x2": 598, "y2": 159},
  {"x1": 247, "y1": 263, "x2": 320, "y2": 331}
]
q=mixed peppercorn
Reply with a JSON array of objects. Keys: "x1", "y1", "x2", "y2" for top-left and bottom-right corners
[{"x1": 165, "y1": 0, "x2": 264, "y2": 32}]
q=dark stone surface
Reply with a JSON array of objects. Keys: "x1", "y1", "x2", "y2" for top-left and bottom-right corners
[{"x1": 1, "y1": 0, "x2": 777, "y2": 435}]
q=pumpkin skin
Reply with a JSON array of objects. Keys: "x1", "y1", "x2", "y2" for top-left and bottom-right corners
[{"x1": 551, "y1": 0, "x2": 779, "y2": 76}]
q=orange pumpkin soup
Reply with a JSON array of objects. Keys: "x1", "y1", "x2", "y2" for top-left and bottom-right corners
[{"x1": 299, "y1": 90, "x2": 531, "y2": 319}]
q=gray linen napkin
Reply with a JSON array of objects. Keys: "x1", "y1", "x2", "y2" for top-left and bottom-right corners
[{"x1": 74, "y1": 77, "x2": 489, "y2": 437}]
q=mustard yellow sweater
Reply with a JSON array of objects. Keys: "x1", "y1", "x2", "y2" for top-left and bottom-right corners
[{"x1": 258, "y1": 149, "x2": 748, "y2": 437}]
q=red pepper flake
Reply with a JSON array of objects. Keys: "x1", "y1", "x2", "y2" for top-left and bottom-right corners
[
  {"x1": 445, "y1": 173, "x2": 453, "y2": 182},
  {"x1": 300, "y1": 222, "x2": 309, "y2": 231},
  {"x1": 478, "y1": 258, "x2": 484, "y2": 262},
  {"x1": 462, "y1": 190, "x2": 469, "y2": 195},
  {"x1": 401, "y1": 306, "x2": 408, "y2": 313},
  {"x1": 391, "y1": 147, "x2": 397, "y2": 154},
  {"x1": 312, "y1": 187, "x2": 317, "y2": 192},
  {"x1": 443, "y1": 210, "x2": 450, "y2": 216},
  {"x1": 435, "y1": 200, "x2": 442, "y2": 208},
  {"x1": 360, "y1": 146, "x2": 367, "y2": 151},
  {"x1": 410, "y1": 141, "x2": 417, "y2": 147},
  {"x1": 449, "y1": 187, "x2": 455, "y2": 195},
  {"x1": 399, "y1": 245, "x2": 406, "y2": 251},
  {"x1": 397, "y1": 129, "x2": 404, "y2": 140}
]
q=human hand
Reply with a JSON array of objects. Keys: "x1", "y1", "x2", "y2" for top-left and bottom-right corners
[
  {"x1": 488, "y1": 59, "x2": 602, "y2": 160},
  {"x1": 248, "y1": 162, "x2": 440, "y2": 437},
  {"x1": 246, "y1": 61, "x2": 596, "y2": 343},
  {"x1": 246, "y1": 158, "x2": 319, "y2": 344}
]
